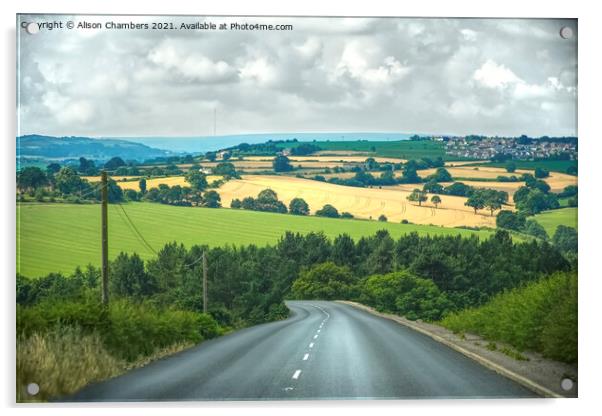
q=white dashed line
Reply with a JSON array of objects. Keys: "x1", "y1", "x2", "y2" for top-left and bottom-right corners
[
  {"x1": 309, "y1": 342, "x2": 314, "y2": 348},
  {"x1": 313, "y1": 334, "x2": 318, "y2": 339},
  {"x1": 303, "y1": 353, "x2": 309, "y2": 361},
  {"x1": 317, "y1": 329, "x2": 321, "y2": 333},
  {"x1": 292, "y1": 370, "x2": 302, "y2": 379}
]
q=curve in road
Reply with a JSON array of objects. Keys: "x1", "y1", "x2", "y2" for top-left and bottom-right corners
[{"x1": 66, "y1": 301, "x2": 538, "y2": 401}]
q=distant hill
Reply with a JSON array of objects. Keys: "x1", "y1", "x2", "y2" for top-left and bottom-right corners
[
  {"x1": 119, "y1": 132, "x2": 414, "y2": 153},
  {"x1": 17, "y1": 135, "x2": 172, "y2": 164}
]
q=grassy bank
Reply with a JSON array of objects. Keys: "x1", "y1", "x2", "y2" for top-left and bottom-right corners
[
  {"x1": 17, "y1": 202, "x2": 493, "y2": 278},
  {"x1": 440, "y1": 272, "x2": 577, "y2": 363},
  {"x1": 16, "y1": 299, "x2": 220, "y2": 401}
]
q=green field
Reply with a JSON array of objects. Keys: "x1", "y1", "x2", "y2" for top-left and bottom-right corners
[
  {"x1": 281, "y1": 140, "x2": 470, "y2": 161},
  {"x1": 482, "y1": 160, "x2": 577, "y2": 174},
  {"x1": 17, "y1": 202, "x2": 494, "y2": 278},
  {"x1": 533, "y1": 207, "x2": 578, "y2": 236}
]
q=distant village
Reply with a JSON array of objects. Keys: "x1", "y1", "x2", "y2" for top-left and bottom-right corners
[{"x1": 438, "y1": 136, "x2": 578, "y2": 160}]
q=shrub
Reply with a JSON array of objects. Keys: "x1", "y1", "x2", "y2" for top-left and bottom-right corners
[
  {"x1": 292, "y1": 262, "x2": 356, "y2": 300},
  {"x1": 441, "y1": 272, "x2": 577, "y2": 363},
  {"x1": 316, "y1": 204, "x2": 340, "y2": 218},
  {"x1": 359, "y1": 270, "x2": 451, "y2": 321}
]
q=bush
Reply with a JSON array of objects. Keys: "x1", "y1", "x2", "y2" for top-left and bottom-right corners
[
  {"x1": 378, "y1": 214, "x2": 388, "y2": 222},
  {"x1": 16, "y1": 299, "x2": 218, "y2": 362},
  {"x1": 316, "y1": 204, "x2": 340, "y2": 218},
  {"x1": 441, "y1": 272, "x2": 577, "y2": 363},
  {"x1": 359, "y1": 270, "x2": 451, "y2": 321},
  {"x1": 292, "y1": 262, "x2": 356, "y2": 300}
]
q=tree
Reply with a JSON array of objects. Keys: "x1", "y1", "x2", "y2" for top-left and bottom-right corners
[
  {"x1": 427, "y1": 167, "x2": 452, "y2": 182},
  {"x1": 139, "y1": 178, "x2": 147, "y2": 194},
  {"x1": 316, "y1": 204, "x2": 340, "y2": 218},
  {"x1": 289, "y1": 198, "x2": 310, "y2": 215},
  {"x1": 273, "y1": 155, "x2": 293, "y2": 172},
  {"x1": 401, "y1": 160, "x2": 420, "y2": 183},
  {"x1": 465, "y1": 192, "x2": 485, "y2": 214},
  {"x1": 54, "y1": 167, "x2": 92, "y2": 197},
  {"x1": 340, "y1": 212, "x2": 354, "y2": 219},
  {"x1": 291, "y1": 262, "x2": 356, "y2": 300},
  {"x1": 78, "y1": 157, "x2": 97, "y2": 175},
  {"x1": 205, "y1": 152, "x2": 217, "y2": 162},
  {"x1": 213, "y1": 162, "x2": 238, "y2": 178},
  {"x1": 106, "y1": 179, "x2": 124, "y2": 203},
  {"x1": 230, "y1": 198, "x2": 242, "y2": 209},
  {"x1": 524, "y1": 219, "x2": 549, "y2": 240},
  {"x1": 46, "y1": 163, "x2": 61, "y2": 175},
  {"x1": 407, "y1": 189, "x2": 427, "y2": 206},
  {"x1": 104, "y1": 157, "x2": 126, "y2": 170},
  {"x1": 506, "y1": 162, "x2": 517, "y2": 173},
  {"x1": 431, "y1": 195, "x2": 442, "y2": 208},
  {"x1": 110, "y1": 252, "x2": 156, "y2": 298},
  {"x1": 553, "y1": 226, "x2": 577, "y2": 254},
  {"x1": 222, "y1": 152, "x2": 231, "y2": 161},
  {"x1": 444, "y1": 182, "x2": 472, "y2": 197},
  {"x1": 17, "y1": 167, "x2": 47, "y2": 193},
  {"x1": 378, "y1": 214, "x2": 388, "y2": 222},
  {"x1": 185, "y1": 171, "x2": 208, "y2": 192},
  {"x1": 202, "y1": 190, "x2": 221, "y2": 208},
  {"x1": 496, "y1": 210, "x2": 526, "y2": 231},
  {"x1": 423, "y1": 181, "x2": 444, "y2": 194},
  {"x1": 534, "y1": 167, "x2": 550, "y2": 178},
  {"x1": 125, "y1": 189, "x2": 139, "y2": 201}
]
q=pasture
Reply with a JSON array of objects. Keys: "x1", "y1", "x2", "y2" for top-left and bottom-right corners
[
  {"x1": 16, "y1": 202, "x2": 494, "y2": 278},
  {"x1": 532, "y1": 207, "x2": 578, "y2": 236}
]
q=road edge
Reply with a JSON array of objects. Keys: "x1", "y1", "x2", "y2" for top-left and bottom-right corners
[{"x1": 337, "y1": 300, "x2": 563, "y2": 398}]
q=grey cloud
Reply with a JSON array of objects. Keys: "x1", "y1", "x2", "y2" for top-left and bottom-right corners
[{"x1": 17, "y1": 16, "x2": 577, "y2": 137}]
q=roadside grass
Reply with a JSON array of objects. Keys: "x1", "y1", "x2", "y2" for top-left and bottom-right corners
[
  {"x1": 16, "y1": 299, "x2": 220, "y2": 402},
  {"x1": 17, "y1": 202, "x2": 493, "y2": 278},
  {"x1": 16, "y1": 325, "x2": 124, "y2": 402},
  {"x1": 440, "y1": 271, "x2": 577, "y2": 363},
  {"x1": 532, "y1": 207, "x2": 578, "y2": 236}
]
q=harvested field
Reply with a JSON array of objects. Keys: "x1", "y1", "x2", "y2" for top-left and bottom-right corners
[{"x1": 217, "y1": 175, "x2": 497, "y2": 227}]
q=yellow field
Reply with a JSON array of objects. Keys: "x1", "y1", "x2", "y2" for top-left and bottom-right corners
[
  {"x1": 84, "y1": 175, "x2": 223, "y2": 191},
  {"x1": 217, "y1": 175, "x2": 497, "y2": 227},
  {"x1": 418, "y1": 166, "x2": 576, "y2": 193},
  {"x1": 244, "y1": 155, "x2": 406, "y2": 163}
]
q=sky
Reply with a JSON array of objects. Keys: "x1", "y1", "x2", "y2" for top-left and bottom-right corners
[{"x1": 17, "y1": 16, "x2": 577, "y2": 138}]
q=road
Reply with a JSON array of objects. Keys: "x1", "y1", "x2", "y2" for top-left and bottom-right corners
[{"x1": 67, "y1": 301, "x2": 537, "y2": 401}]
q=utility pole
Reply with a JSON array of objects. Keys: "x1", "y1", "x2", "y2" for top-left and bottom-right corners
[
  {"x1": 101, "y1": 170, "x2": 109, "y2": 306},
  {"x1": 202, "y1": 251, "x2": 208, "y2": 314}
]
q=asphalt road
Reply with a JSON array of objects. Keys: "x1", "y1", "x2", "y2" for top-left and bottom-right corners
[{"x1": 67, "y1": 301, "x2": 538, "y2": 401}]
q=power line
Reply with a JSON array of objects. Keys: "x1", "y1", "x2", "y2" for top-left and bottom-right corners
[{"x1": 116, "y1": 203, "x2": 158, "y2": 255}]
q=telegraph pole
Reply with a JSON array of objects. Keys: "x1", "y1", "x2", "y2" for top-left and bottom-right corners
[
  {"x1": 202, "y1": 251, "x2": 208, "y2": 313},
  {"x1": 101, "y1": 170, "x2": 109, "y2": 306}
]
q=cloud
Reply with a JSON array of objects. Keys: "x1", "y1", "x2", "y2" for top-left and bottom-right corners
[{"x1": 17, "y1": 16, "x2": 577, "y2": 137}]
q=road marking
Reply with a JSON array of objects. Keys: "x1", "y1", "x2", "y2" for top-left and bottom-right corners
[
  {"x1": 303, "y1": 353, "x2": 309, "y2": 361},
  {"x1": 317, "y1": 329, "x2": 321, "y2": 333},
  {"x1": 309, "y1": 342, "x2": 314, "y2": 348},
  {"x1": 292, "y1": 370, "x2": 302, "y2": 379},
  {"x1": 313, "y1": 334, "x2": 318, "y2": 339}
]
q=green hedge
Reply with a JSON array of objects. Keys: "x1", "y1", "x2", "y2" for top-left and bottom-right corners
[
  {"x1": 17, "y1": 299, "x2": 220, "y2": 361},
  {"x1": 441, "y1": 272, "x2": 577, "y2": 363}
]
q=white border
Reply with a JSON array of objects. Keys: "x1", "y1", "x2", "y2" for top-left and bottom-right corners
[{"x1": 2, "y1": 1, "x2": 601, "y2": 415}]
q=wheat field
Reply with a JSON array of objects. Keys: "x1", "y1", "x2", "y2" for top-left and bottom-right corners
[{"x1": 217, "y1": 175, "x2": 497, "y2": 227}]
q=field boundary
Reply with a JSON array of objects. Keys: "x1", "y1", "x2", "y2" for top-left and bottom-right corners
[{"x1": 337, "y1": 300, "x2": 569, "y2": 398}]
